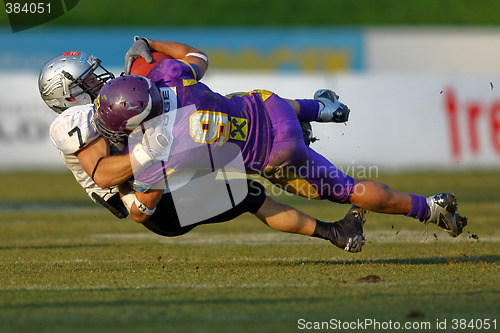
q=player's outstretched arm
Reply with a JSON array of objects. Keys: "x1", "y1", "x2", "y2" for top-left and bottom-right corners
[
  {"x1": 147, "y1": 39, "x2": 209, "y2": 79},
  {"x1": 124, "y1": 37, "x2": 208, "y2": 78}
]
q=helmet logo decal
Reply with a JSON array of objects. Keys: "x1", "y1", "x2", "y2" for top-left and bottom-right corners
[
  {"x1": 63, "y1": 51, "x2": 80, "y2": 57},
  {"x1": 78, "y1": 53, "x2": 86, "y2": 66},
  {"x1": 95, "y1": 95, "x2": 101, "y2": 110},
  {"x1": 41, "y1": 73, "x2": 66, "y2": 96},
  {"x1": 125, "y1": 94, "x2": 153, "y2": 131}
]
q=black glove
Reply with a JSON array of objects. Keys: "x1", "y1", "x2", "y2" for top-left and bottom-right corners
[{"x1": 124, "y1": 36, "x2": 153, "y2": 75}]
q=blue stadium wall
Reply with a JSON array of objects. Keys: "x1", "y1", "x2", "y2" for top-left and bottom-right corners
[{"x1": 1, "y1": 27, "x2": 364, "y2": 73}]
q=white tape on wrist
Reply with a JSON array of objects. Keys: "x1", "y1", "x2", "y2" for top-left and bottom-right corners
[
  {"x1": 185, "y1": 52, "x2": 209, "y2": 64},
  {"x1": 132, "y1": 144, "x2": 152, "y2": 167},
  {"x1": 134, "y1": 197, "x2": 156, "y2": 216},
  {"x1": 121, "y1": 191, "x2": 135, "y2": 213}
]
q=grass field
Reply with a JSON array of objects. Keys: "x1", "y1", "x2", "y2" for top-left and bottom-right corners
[{"x1": 1, "y1": 171, "x2": 499, "y2": 332}]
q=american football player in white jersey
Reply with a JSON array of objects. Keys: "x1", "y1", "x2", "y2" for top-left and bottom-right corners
[{"x1": 39, "y1": 51, "x2": 169, "y2": 218}]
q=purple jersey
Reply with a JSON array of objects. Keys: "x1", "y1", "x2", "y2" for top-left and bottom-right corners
[
  {"x1": 132, "y1": 59, "x2": 273, "y2": 188},
  {"x1": 152, "y1": 59, "x2": 271, "y2": 166},
  {"x1": 131, "y1": 58, "x2": 355, "y2": 203}
]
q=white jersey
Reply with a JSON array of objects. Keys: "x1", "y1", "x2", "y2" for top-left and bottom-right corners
[{"x1": 49, "y1": 104, "x2": 120, "y2": 203}]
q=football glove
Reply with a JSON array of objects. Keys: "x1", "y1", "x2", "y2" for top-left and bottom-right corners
[
  {"x1": 132, "y1": 124, "x2": 170, "y2": 167},
  {"x1": 124, "y1": 36, "x2": 153, "y2": 75},
  {"x1": 141, "y1": 124, "x2": 170, "y2": 160}
]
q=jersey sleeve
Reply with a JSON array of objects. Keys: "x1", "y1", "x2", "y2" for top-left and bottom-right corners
[
  {"x1": 148, "y1": 59, "x2": 201, "y2": 82},
  {"x1": 49, "y1": 105, "x2": 100, "y2": 154}
]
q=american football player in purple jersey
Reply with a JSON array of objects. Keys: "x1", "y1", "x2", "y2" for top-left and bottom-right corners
[
  {"x1": 93, "y1": 37, "x2": 467, "y2": 249},
  {"x1": 39, "y1": 38, "x2": 367, "y2": 252}
]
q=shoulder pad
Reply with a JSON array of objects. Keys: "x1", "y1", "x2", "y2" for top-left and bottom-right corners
[{"x1": 49, "y1": 105, "x2": 99, "y2": 154}]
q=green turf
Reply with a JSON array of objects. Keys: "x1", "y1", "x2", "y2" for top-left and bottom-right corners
[{"x1": 1, "y1": 171, "x2": 499, "y2": 332}]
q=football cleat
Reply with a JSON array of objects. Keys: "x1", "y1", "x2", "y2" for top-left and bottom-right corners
[
  {"x1": 425, "y1": 193, "x2": 467, "y2": 237},
  {"x1": 314, "y1": 89, "x2": 350, "y2": 123},
  {"x1": 330, "y1": 206, "x2": 366, "y2": 253}
]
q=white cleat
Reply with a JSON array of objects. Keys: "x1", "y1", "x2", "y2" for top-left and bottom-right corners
[
  {"x1": 426, "y1": 193, "x2": 467, "y2": 237},
  {"x1": 314, "y1": 89, "x2": 350, "y2": 123}
]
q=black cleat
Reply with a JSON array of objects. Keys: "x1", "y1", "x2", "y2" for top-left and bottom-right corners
[
  {"x1": 300, "y1": 121, "x2": 318, "y2": 146},
  {"x1": 330, "y1": 206, "x2": 366, "y2": 253}
]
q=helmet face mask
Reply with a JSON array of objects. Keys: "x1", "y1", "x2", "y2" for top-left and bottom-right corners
[
  {"x1": 91, "y1": 114, "x2": 131, "y2": 144},
  {"x1": 67, "y1": 62, "x2": 113, "y2": 100},
  {"x1": 39, "y1": 52, "x2": 114, "y2": 113},
  {"x1": 93, "y1": 75, "x2": 164, "y2": 144}
]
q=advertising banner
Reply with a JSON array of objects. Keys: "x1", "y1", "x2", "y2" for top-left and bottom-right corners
[{"x1": 1, "y1": 72, "x2": 499, "y2": 170}]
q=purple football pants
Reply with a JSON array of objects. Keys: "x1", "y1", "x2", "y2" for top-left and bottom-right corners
[{"x1": 261, "y1": 93, "x2": 354, "y2": 203}]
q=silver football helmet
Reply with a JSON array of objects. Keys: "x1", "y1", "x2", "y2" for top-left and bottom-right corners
[{"x1": 38, "y1": 51, "x2": 115, "y2": 113}]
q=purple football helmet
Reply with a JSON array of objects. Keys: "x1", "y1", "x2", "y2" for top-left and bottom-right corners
[{"x1": 93, "y1": 75, "x2": 164, "y2": 143}]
